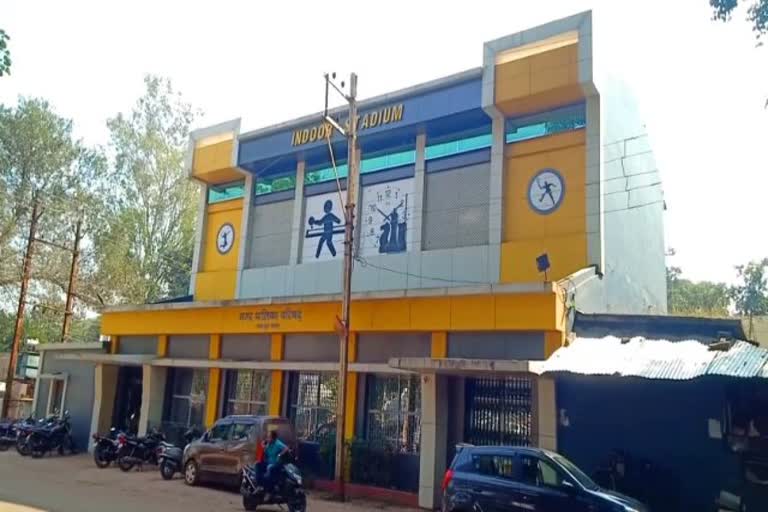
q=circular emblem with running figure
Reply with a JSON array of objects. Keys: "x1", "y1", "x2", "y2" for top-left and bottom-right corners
[
  {"x1": 528, "y1": 168, "x2": 565, "y2": 215},
  {"x1": 216, "y1": 223, "x2": 235, "y2": 254}
]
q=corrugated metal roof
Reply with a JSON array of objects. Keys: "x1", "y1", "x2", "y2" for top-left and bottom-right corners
[{"x1": 541, "y1": 336, "x2": 768, "y2": 380}]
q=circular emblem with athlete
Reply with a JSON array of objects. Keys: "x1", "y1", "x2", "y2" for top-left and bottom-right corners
[
  {"x1": 528, "y1": 168, "x2": 565, "y2": 215},
  {"x1": 216, "y1": 223, "x2": 235, "y2": 254}
]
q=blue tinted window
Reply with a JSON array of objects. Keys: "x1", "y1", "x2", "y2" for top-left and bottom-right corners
[
  {"x1": 208, "y1": 180, "x2": 245, "y2": 204},
  {"x1": 505, "y1": 104, "x2": 586, "y2": 144},
  {"x1": 304, "y1": 148, "x2": 416, "y2": 185},
  {"x1": 361, "y1": 149, "x2": 416, "y2": 174},
  {"x1": 425, "y1": 133, "x2": 492, "y2": 160},
  {"x1": 255, "y1": 175, "x2": 296, "y2": 196},
  {"x1": 305, "y1": 162, "x2": 348, "y2": 185}
]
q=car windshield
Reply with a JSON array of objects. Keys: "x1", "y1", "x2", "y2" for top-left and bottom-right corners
[{"x1": 552, "y1": 454, "x2": 600, "y2": 491}]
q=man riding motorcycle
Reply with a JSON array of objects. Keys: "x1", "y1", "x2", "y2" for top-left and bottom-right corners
[{"x1": 261, "y1": 430, "x2": 289, "y2": 498}]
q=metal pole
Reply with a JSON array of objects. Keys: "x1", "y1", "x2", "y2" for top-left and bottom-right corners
[
  {"x1": 61, "y1": 217, "x2": 82, "y2": 343},
  {"x1": 2, "y1": 197, "x2": 40, "y2": 419},
  {"x1": 334, "y1": 72, "x2": 357, "y2": 498}
]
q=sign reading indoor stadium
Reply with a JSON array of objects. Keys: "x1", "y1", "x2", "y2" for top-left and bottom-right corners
[{"x1": 291, "y1": 103, "x2": 404, "y2": 146}]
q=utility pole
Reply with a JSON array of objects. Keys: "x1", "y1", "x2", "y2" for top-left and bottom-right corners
[
  {"x1": 60, "y1": 217, "x2": 82, "y2": 343},
  {"x1": 324, "y1": 72, "x2": 358, "y2": 500},
  {"x1": 2, "y1": 197, "x2": 40, "y2": 419}
]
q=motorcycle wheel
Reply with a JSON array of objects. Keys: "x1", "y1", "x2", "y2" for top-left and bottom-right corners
[
  {"x1": 16, "y1": 437, "x2": 31, "y2": 456},
  {"x1": 160, "y1": 460, "x2": 176, "y2": 480},
  {"x1": 184, "y1": 460, "x2": 200, "y2": 486},
  {"x1": 0, "y1": 441, "x2": 9, "y2": 452},
  {"x1": 93, "y1": 445, "x2": 112, "y2": 468},
  {"x1": 30, "y1": 438, "x2": 45, "y2": 459},
  {"x1": 288, "y1": 492, "x2": 307, "y2": 512},
  {"x1": 118, "y1": 457, "x2": 136, "y2": 472},
  {"x1": 242, "y1": 495, "x2": 260, "y2": 511}
]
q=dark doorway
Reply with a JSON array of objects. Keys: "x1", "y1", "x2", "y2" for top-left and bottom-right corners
[{"x1": 112, "y1": 366, "x2": 143, "y2": 434}]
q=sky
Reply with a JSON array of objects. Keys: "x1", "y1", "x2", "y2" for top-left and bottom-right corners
[{"x1": 2, "y1": 0, "x2": 767, "y2": 285}]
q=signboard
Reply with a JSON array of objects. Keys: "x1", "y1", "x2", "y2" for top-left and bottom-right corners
[
  {"x1": 360, "y1": 178, "x2": 413, "y2": 257},
  {"x1": 239, "y1": 308, "x2": 303, "y2": 331},
  {"x1": 301, "y1": 191, "x2": 346, "y2": 262}
]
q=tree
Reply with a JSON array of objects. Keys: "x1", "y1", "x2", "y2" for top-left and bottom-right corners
[
  {"x1": 0, "y1": 29, "x2": 10, "y2": 77},
  {"x1": 730, "y1": 258, "x2": 768, "y2": 338},
  {"x1": 711, "y1": 0, "x2": 768, "y2": 39},
  {"x1": 92, "y1": 75, "x2": 200, "y2": 304},
  {"x1": 0, "y1": 98, "x2": 106, "y2": 304},
  {"x1": 666, "y1": 266, "x2": 731, "y2": 316}
]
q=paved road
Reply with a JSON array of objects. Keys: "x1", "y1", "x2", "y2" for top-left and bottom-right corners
[{"x1": 0, "y1": 451, "x2": 407, "y2": 512}]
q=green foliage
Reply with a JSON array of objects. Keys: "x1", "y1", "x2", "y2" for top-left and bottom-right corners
[
  {"x1": 92, "y1": 75, "x2": 200, "y2": 304},
  {"x1": 0, "y1": 29, "x2": 10, "y2": 77},
  {"x1": 730, "y1": 259, "x2": 768, "y2": 316},
  {"x1": 0, "y1": 75, "x2": 200, "y2": 347},
  {"x1": 666, "y1": 266, "x2": 730, "y2": 316},
  {"x1": 711, "y1": 0, "x2": 768, "y2": 38}
]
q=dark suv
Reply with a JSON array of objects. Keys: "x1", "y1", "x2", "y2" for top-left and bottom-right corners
[{"x1": 442, "y1": 445, "x2": 648, "y2": 512}]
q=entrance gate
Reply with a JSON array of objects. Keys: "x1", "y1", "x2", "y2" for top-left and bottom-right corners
[{"x1": 464, "y1": 377, "x2": 533, "y2": 446}]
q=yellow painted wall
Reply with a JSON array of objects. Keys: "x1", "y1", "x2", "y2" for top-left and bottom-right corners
[
  {"x1": 191, "y1": 136, "x2": 243, "y2": 184},
  {"x1": 195, "y1": 199, "x2": 243, "y2": 301},
  {"x1": 501, "y1": 130, "x2": 587, "y2": 283},
  {"x1": 101, "y1": 291, "x2": 562, "y2": 336},
  {"x1": 494, "y1": 42, "x2": 584, "y2": 116}
]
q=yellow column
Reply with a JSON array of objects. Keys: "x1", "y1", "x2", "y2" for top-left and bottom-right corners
[
  {"x1": 205, "y1": 334, "x2": 222, "y2": 427},
  {"x1": 344, "y1": 333, "x2": 358, "y2": 441},
  {"x1": 157, "y1": 335, "x2": 168, "y2": 357},
  {"x1": 269, "y1": 334, "x2": 284, "y2": 416},
  {"x1": 544, "y1": 331, "x2": 565, "y2": 358},
  {"x1": 431, "y1": 331, "x2": 448, "y2": 358},
  {"x1": 110, "y1": 335, "x2": 120, "y2": 355}
]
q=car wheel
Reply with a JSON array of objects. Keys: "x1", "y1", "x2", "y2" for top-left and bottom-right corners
[
  {"x1": 184, "y1": 460, "x2": 200, "y2": 486},
  {"x1": 160, "y1": 460, "x2": 176, "y2": 480}
]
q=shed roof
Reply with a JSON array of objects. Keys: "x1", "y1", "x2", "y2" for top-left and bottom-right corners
[
  {"x1": 542, "y1": 336, "x2": 768, "y2": 380},
  {"x1": 572, "y1": 311, "x2": 746, "y2": 343}
]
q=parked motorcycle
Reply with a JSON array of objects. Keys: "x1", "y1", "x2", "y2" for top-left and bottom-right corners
[
  {"x1": 25, "y1": 412, "x2": 76, "y2": 458},
  {"x1": 116, "y1": 427, "x2": 165, "y2": 472},
  {"x1": 158, "y1": 427, "x2": 201, "y2": 480},
  {"x1": 12, "y1": 416, "x2": 53, "y2": 456},
  {"x1": 240, "y1": 451, "x2": 306, "y2": 512},
  {"x1": 92, "y1": 427, "x2": 122, "y2": 468},
  {"x1": 0, "y1": 416, "x2": 33, "y2": 451}
]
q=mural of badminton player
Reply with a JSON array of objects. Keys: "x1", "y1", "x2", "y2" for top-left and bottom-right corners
[
  {"x1": 377, "y1": 200, "x2": 407, "y2": 254},
  {"x1": 308, "y1": 199, "x2": 342, "y2": 258}
]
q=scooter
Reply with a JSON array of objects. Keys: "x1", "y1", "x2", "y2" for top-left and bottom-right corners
[
  {"x1": 240, "y1": 451, "x2": 306, "y2": 512},
  {"x1": 158, "y1": 427, "x2": 201, "y2": 480}
]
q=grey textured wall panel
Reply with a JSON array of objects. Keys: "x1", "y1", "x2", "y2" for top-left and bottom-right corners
[
  {"x1": 248, "y1": 199, "x2": 294, "y2": 269},
  {"x1": 39, "y1": 350, "x2": 100, "y2": 450},
  {"x1": 448, "y1": 332, "x2": 545, "y2": 360},
  {"x1": 168, "y1": 335, "x2": 209, "y2": 359},
  {"x1": 221, "y1": 335, "x2": 271, "y2": 361},
  {"x1": 357, "y1": 333, "x2": 431, "y2": 363},
  {"x1": 284, "y1": 334, "x2": 339, "y2": 362},
  {"x1": 118, "y1": 336, "x2": 157, "y2": 355},
  {"x1": 423, "y1": 162, "x2": 490, "y2": 251},
  {"x1": 599, "y1": 77, "x2": 667, "y2": 314}
]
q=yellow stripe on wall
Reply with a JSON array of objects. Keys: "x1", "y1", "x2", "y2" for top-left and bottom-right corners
[
  {"x1": 269, "y1": 334, "x2": 285, "y2": 416},
  {"x1": 205, "y1": 368, "x2": 221, "y2": 428},
  {"x1": 157, "y1": 335, "x2": 168, "y2": 357}
]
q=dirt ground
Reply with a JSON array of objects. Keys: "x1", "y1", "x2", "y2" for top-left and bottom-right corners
[{"x1": 0, "y1": 451, "x2": 415, "y2": 512}]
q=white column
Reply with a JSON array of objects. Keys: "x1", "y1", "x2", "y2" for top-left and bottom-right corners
[
  {"x1": 88, "y1": 364, "x2": 118, "y2": 453},
  {"x1": 138, "y1": 365, "x2": 167, "y2": 436},
  {"x1": 189, "y1": 184, "x2": 209, "y2": 295},
  {"x1": 419, "y1": 373, "x2": 448, "y2": 509},
  {"x1": 411, "y1": 133, "x2": 427, "y2": 253},
  {"x1": 288, "y1": 160, "x2": 306, "y2": 265},
  {"x1": 536, "y1": 376, "x2": 557, "y2": 451},
  {"x1": 235, "y1": 173, "x2": 254, "y2": 298}
]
